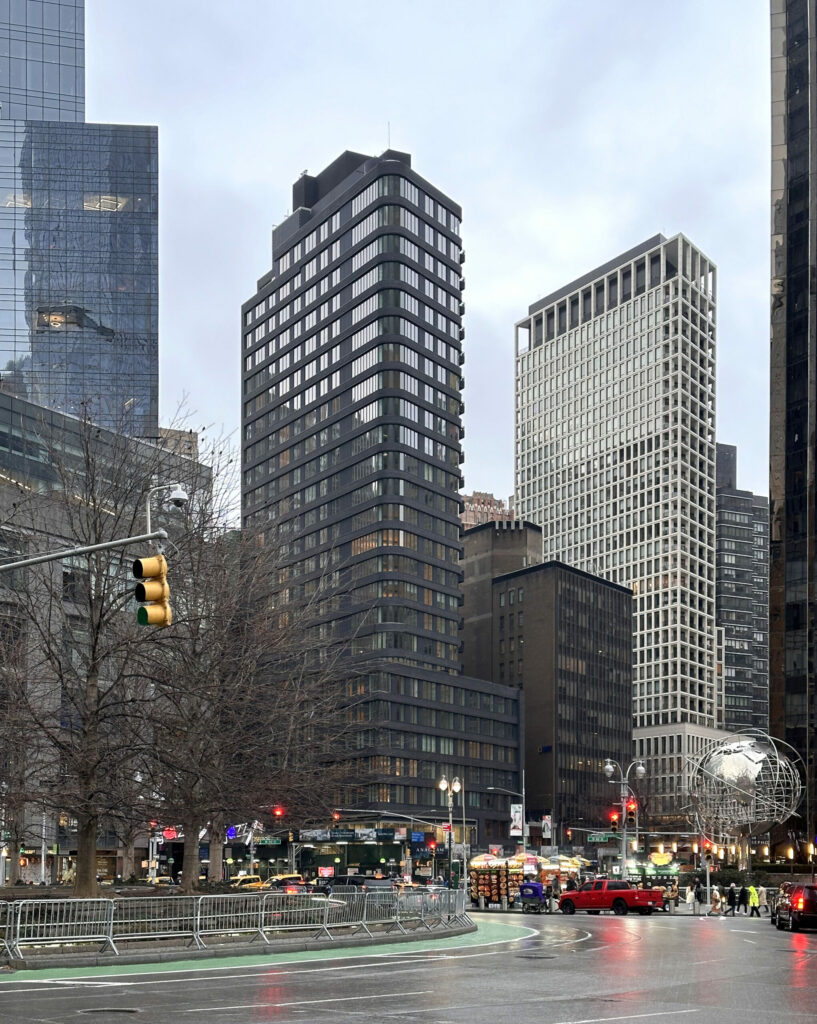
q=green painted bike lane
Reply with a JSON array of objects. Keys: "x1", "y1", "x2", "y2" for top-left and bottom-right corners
[{"x1": 0, "y1": 919, "x2": 537, "y2": 982}]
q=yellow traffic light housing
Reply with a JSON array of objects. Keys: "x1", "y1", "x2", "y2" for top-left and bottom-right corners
[{"x1": 133, "y1": 553, "x2": 172, "y2": 626}]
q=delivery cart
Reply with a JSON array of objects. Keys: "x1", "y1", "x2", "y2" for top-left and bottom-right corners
[{"x1": 519, "y1": 880, "x2": 551, "y2": 914}]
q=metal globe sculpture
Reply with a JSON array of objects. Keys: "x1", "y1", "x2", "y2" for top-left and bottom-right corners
[{"x1": 688, "y1": 730, "x2": 803, "y2": 844}]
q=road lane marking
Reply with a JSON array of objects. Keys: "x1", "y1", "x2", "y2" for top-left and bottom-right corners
[
  {"x1": 0, "y1": 919, "x2": 537, "y2": 984},
  {"x1": 180, "y1": 988, "x2": 434, "y2": 1012},
  {"x1": 548, "y1": 1013, "x2": 697, "y2": 1024}
]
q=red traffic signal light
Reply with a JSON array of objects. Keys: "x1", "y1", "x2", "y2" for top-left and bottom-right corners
[
  {"x1": 565, "y1": 828, "x2": 573, "y2": 840},
  {"x1": 428, "y1": 840, "x2": 437, "y2": 851},
  {"x1": 272, "y1": 805, "x2": 285, "y2": 818},
  {"x1": 332, "y1": 811, "x2": 341, "y2": 821},
  {"x1": 610, "y1": 811, "x2": 620, "y2": 832}
]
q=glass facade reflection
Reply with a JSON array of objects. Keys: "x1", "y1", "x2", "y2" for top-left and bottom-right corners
[
  {"x1": 0, "y1": 1, "x2": 158, "y2": 436},
  {"x1": 0, "y1": 0, "x2": 84, "y2": 123}
]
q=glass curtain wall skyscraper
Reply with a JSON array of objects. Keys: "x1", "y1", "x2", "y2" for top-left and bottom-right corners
[
  {"x1": 514, "y1": 234, "x2": 724, "y2": 816},
  {"x1": 769, "y1": 0, "x2": 817, "y2": 851},
  {"x1": 0, "y1": 0, "x2": 158, "y2": 436}
]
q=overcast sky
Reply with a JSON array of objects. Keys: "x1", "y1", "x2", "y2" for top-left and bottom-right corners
[{"x1": 86, "y1": 0, "x2": 770, "y2": 498}]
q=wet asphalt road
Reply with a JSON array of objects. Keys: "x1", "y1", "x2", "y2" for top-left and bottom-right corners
[{"x1": 1, "y1": 910, "x2": 815, "y2": 1024}]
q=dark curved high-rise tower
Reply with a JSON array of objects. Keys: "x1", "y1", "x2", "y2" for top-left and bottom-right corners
[{"x1": 769, "y1": 0, "x2": 817, "y2": 854}]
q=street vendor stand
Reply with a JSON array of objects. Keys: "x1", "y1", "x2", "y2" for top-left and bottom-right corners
[{"x1": 468, "y1": 853, "x2": 519, "y2": 906}]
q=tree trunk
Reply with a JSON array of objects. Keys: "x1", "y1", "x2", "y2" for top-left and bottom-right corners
[
  {"x1": 208, "y1": 815, "x2": 224, "y2": 883},
  {"x1": 74, "y1": 812, "x2": 99, "y2": 897},
  {"x1": 178, "y1": 816, "x2": 201, "y2": 894},
  {"x1": 120, "y1": 840, "x2": 135, "y2": 882},
  {"x1": 6, "y1": 829, "x2": 21, "y2": 885}
]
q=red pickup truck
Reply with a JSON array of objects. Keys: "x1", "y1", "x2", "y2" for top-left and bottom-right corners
[{"x1": 559, "y1": 879, "x2": 663, "y2": 916}]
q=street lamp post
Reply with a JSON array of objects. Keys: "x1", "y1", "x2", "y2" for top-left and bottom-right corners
[
  {"x1": 459, "y1": 779, "x2": 467, "y2": 884},
  {"x1": 438, "y1": 775, "x2": 461, "y2": 887},
  {"x1": 144, "y1": 483, "x2": 189, "y2": 535},
  {"x1": 603, "y1": 758, "x2": 646, "y2": 873},
  {"x1": 488, "y1": 768, "x2": 526, "y2": 853}
]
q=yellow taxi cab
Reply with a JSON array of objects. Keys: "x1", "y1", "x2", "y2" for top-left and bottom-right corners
[{"x1": 230, "y1": 874, "x2": 265, "y2": 890}]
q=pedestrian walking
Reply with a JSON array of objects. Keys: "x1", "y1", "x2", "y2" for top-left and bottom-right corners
[
  {"x1": 748, "y1": 884, "x2": 760, "y2": 918},
  {"x1": 726, "y1": 882, "x2": 737, "y2": 916},
  {"x1": 685, "y1": 884, "x2": 696, "y2": 914},
  {"x1": 758, "y1": 885, "x2": 769, "y2": 915},
  {"x1": 738, "y1": 884, "x2": 749, "y2": 914},
  {"x1": 708, "y1": 887, "x2": 722, "y2": 916}
]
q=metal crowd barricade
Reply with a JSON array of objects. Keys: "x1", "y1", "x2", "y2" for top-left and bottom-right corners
[
  {"x1": 397, "y1": 890, "x2": 429, "y2": 931},
  {"x1": 0, "y1": 901, "x2": 13, "y2": 958},
  {"x1": 11, "y1": 899, "x2": 116, "y2": 958},
  {"x1": 261, "y1": 892, "x2": 331, "y2": 940},
  {"x1": 323, "y1": 890, "x2": 367, "y2": 938},
  {"x1": 113, "y1": 896, "x2": 201, "y2": 950},
  {"x1": 363, "y1": 890, "x2": 404, "y2": 934},
  {"x1": 0, "y1": 890, "x2": 471, "y2": 959},
  {"x1": 196, "y1": 893, "x2": 266, "y2": 948}
]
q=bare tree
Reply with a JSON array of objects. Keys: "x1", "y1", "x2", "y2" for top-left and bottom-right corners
[
  {"x1": 0, "y1": 408, "x2": 198, "y2": 896},
  {"x1": 137, "y1": 445, "x2": 361, "y2": 893}
]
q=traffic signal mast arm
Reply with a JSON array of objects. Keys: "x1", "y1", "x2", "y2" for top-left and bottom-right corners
[{"x1": 0, "y1": 529, "x2": 168, "y2": 574}]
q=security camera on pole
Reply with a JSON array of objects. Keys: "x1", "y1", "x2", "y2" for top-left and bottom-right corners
[{"x1": 603, "y1": 758, "x2": 646, "y2": 873}]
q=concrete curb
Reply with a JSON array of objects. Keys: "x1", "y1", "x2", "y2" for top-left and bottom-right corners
[{"x1": 2, "y1": 919, "x2": 477, "y2": 971}]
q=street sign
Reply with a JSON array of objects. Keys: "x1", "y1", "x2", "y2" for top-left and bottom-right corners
[
  {"x1": 588, "y1": 832, "x2": 619, "y2": 842},
  {"x1": 257, "y1": 837, "x2": 281, "y2": 846}
]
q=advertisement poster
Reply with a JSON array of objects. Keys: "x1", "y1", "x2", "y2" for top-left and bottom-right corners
[
  {"x1": 541, "y1": 814, "x2": 552, "y2": 839},
  {"x1": 510, "y1": 803, "x2": 523, "y2": 836}
]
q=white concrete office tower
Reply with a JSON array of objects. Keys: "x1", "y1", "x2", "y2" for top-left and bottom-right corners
[{"x1": 514, "y1": 234, "x2": 726, "y2": 816}]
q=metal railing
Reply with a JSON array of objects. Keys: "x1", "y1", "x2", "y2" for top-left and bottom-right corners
[{"x1": 3, "y1": 889, "x2": 470, "y2": 959}]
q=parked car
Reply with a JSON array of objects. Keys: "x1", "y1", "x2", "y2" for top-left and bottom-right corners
[
  {"x1": 152, "y1": 875, "x2": 176, "y2": 887},
  {"x1": 774, "y1": 883, "x2": 817, "y2": 932}
]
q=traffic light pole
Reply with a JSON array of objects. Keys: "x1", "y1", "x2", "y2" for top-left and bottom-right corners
[{"x1": 0, "y1": 529, "x2": 168, "y2": 574}]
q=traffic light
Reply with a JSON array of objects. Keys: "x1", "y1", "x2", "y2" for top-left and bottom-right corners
[
  {"x1": 133, "y1": 553, "x2": 172, "y2": 626},
  {"x1": 428, "y1": 840, "x2": 437, "y2": 851},
  {"x1": 626, "y1": 801, "x2": 637, "y2": 827},
  {"x1": 565, "y1": 828, "x2": 573, "y2": 841},
  {"x1": 272, "y1": 805, "x2": 285, "y2": 819},
  {"x1": 610, "y1": 811, "x2": 620, "y2": 833},
  {"x1": 332, "y1": 811, "x2": 341, "y2": 822}
]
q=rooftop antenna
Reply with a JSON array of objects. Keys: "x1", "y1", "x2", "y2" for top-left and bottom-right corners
[{"x1": 387, "y1": 121, "x2": 391, "y2": 148}]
